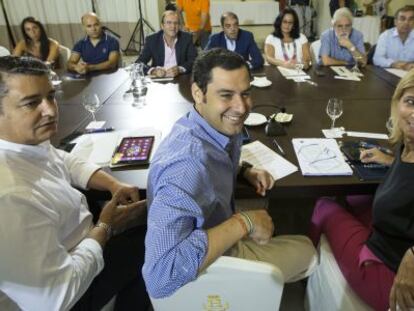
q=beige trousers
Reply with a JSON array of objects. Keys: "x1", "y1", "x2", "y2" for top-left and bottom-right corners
[{"x1": 229, "y1": 235, "x2": 318, "y2": 283}]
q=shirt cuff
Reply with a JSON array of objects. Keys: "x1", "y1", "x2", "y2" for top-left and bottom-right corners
[
  {"x1": 178, "y1": 66, "x2": 186, "y2": 73},
  {"x1": 77, "y1": 238, "x2": 105, "y2": 272}
]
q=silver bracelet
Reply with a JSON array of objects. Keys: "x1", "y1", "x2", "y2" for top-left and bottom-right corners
[
  {"x1": 240, "y1": 212, "x2": 254, "y2": 235},
  {"x1": 95, "y1": 221, "x2": 113, "y2": 241}
]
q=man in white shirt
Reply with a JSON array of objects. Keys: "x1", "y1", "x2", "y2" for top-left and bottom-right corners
[
  {"x1": 0, "y1": 56, "x2": 149, "y2": 310},
  {"x1": 373, "y1": 5, "x2": 414, "y2": 70}
]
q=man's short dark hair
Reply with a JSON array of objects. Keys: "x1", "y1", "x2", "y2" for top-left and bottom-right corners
[
  {"x1": 220, "y1": 12, "x2": 239, "y2": 27},
  {"x1": 192, "y1": 48, "x2": 250, "y2": 95},
  {"x1": 395, "y1": 5, "x2": 414, "y2": 19},
  {"x1": 0, "y1": 56, "x2": 48, "y2": 112}
]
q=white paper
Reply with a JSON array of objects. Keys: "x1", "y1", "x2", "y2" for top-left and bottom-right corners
[
  {"x1": 288, "y1": 75, "x2": 311, "y2": 81},
  {"x1": 346, "y1": 131, "x2": 389, "y2": 140},
  {"x1": 85, "y1": 121, "x2": 106, "y2": 130},
  {"x1": 70, "y1": 127, "x2": 162, "y2": 166},
  {"x1": 240, "y1": 141, "x2": 297, "y2": 181},
  {"x1": 385, "y1": 68, "x2": 408, "y2": 79},
  {"x1": 334, "y1": 75, "x2": 361, "y2": 82},
  {"x1": 322, "y1": 127, "x2": 345, "y2": 138},
  {"x1": 251, "y1": 76, "x2": 272, "y2": 87},
  {"x1": 277, "y1": 66, "x2": 308, "y2": 79},
  {"x1": 292, "y1": 138, "x2": 353, "y2": 176}
]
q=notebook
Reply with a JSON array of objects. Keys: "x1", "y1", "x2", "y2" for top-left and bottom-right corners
[{"x1": 292, "y1": 138, "x2": 353, "y2": 176}]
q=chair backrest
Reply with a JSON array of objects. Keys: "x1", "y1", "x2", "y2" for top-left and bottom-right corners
[
  {"x1": 0, "y1": 46, "x2": 11, "y2": 57},
  {"x1": 58, "y1": 45, "x2": 72, "y2": 70},
  {"x1": 150, "y1": 256, "x2": 284, "y2": 311},
  {"x1": 310, "y1": 39, "x2": 321, "y2": 65},
  {"x1": 367, "y1": 44, "x2": 376, "y2": 65}
]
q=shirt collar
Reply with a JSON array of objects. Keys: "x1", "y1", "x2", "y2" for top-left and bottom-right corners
[
  {"x1": 0, "y1": 139, "x2": 50, "y2": 159},
  {"x1": 163, "y1": 35, "x2": 178, "y2": 48},
  {"x1": 392, "y1": 27, "x2": 414, "y2": 39},
  {"x1": 188, "y1": 106, "x2": 232, "y2": 150},
  {"x1": 84, "y1": 32, "x2": 107, "y2": 43}
]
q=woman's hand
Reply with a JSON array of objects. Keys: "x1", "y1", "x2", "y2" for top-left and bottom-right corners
[{"x1": 360, "y1": 148, "x2": 394, "y2": 166}]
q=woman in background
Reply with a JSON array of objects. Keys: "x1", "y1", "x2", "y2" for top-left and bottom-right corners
[
  {"x1": 264, "y1": 8, "x2": 311, "y2": 70},
  {"x1": 13, "y1": 16, "x2": 59, "y2": 66}
]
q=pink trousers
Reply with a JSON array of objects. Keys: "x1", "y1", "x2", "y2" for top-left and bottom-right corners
[{"x1": 309, "y1": 196, "x2": 395, "y2": 311}]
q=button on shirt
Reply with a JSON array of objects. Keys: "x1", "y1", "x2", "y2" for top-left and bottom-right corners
[
  {"x1": 0, "y1": 140, "x2": 103, "y2": 310},
  {"x1": 143, "y1": 107, "x2": 242, "y2": 298},
  {"x1": 373, "y1": 28, "x2": 414, "y2": 68},
  {"x1": 319, "y1": 28, "x2": 365, "y2": 65},
  {"x1": 73, "y1": 33, "x2": 119, "y2": 65}
]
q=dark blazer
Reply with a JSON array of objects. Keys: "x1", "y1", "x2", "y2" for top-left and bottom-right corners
[
  {"x1": 136, "y1": 30, "x2": 197, "y2": 74},
  {"x1": 206, "y1": 29, "x2": 264, "y2": 70}
]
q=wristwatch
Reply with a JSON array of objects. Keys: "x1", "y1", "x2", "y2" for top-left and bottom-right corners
[
  {"x1": 349, "y1": 46, "x2": 356, "y2": 52},
  {"x1": 239, "y1": 161, "x2": 253, "y2": 179}
]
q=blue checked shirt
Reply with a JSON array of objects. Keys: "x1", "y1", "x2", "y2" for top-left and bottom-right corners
[
  {"x1": 319, "y1": 28, "x2": 365, "y2": 65},
  {"x1": 373, "y1": 28, "x2": 414, "y2": 68},
  {"x1": 143, "y1": 107, "x2": 242, "y2": 298}
]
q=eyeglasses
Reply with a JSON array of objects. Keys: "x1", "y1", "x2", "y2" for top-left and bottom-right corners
[
  {"x1": 164, "y1": 21, "x2": 179, "y2": 26},
  {"x1": 298, "y1": 143, "x2": 340, "y2": 171},
  {"x1": 334, "y1": 24, "x2": 352, "y2": 30}
]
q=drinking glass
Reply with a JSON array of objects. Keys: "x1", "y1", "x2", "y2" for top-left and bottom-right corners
[
  {"x1": 326, "y1": 98, "x2": 343, "y2": 129},
  {"x1": 82, "y1": 93, "x2": 101, "y2": 121}
]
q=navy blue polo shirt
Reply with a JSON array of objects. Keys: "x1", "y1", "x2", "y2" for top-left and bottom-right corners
[{"x1": 72, "y1": 33, "x2": 119, "y2": 64}]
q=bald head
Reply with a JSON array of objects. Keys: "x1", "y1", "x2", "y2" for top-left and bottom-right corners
[
  {"x1": 81, "y1": 12, "x2": 100, "y2": 25},
  {"x1": 81, "y1": 12, "x2": 103, "y2": 39}
]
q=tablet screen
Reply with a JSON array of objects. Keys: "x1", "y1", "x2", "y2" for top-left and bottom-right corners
[{"x1": 111, "y1": 136, "x2": 154, "y2": 166}]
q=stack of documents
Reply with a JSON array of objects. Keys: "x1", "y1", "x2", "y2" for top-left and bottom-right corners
[
  {"x1": 240, "y1": 141, "x2": 297, "y2": 180},
  {"x1": 292, "y1": 138, "x2": 353, "y2": 176},
  {"x1": 331, "y1": 66, "x2": 362, "y2": 81},
  {"x1": 277, "y1": 66, "x2": 310, "y2": 81}
]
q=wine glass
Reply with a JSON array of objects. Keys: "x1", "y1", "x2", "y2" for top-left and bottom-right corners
[
  {"x1": 326, "y1": 98, "x2": 343, "y2": 129},
  {"x1": 351, "y1": 54, "x2": 363, "y2": 75},
  {"x1": 82, "y1": 93, "x2": 101, "y2": 121}
]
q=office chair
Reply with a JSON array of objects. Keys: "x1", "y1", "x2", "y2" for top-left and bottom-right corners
[{"x1": 150, "y1": 256, "x2": 284, "y2": 311}]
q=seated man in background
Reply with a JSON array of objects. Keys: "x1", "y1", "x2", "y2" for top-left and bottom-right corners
[
  {"x1": 136, "y1": 10, "x2": 197, "y2": 77},
  {"x1": 143, "y1": 48, "x2": 316, "y2": 299},
  {"x1": 67, "y1": 12, "x2": 120, "y2": 74},
  {"x1": 374, "y1": 5, "x2": 414, "y2": 70},
  {"x1": 319, "y1": 8, "x2": 367, "y2": 67},
  {"x1": 206, "y1": 12, "x2": 264, "y2": 70},
  {"x1": 0, "y1": 56, "x2": 148, "y2": 310}
]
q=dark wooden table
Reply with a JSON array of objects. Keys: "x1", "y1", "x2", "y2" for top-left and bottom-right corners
[{"x1": 54, "y1": 65, "x2": 398, "y2": 198}]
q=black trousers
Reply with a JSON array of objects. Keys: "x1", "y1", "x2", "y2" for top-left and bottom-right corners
[{"x1": 71, "y1": 225, "x2": 150, "y2": 311}]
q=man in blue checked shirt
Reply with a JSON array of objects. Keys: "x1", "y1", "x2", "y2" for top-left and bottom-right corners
[
  {"x1": 319, "y1": 8, "x2": 367, "y2": 67},
  {"x1": 143, "y1": 48, "x2": 317, "y2": 299}
]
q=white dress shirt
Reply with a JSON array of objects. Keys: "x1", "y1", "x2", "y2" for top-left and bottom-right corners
[{"x1": 0, "y1": 139, "x2": 103, "y2": 310}]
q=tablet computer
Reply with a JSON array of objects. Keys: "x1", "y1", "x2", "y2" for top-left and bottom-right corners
[{"x1": 110, "y1": 136, "x2": 154, "y2": 167}]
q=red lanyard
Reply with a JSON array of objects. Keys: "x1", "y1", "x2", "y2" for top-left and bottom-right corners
[{"x1": 281, "y1": 40, "x2": 297, "y2": 61}]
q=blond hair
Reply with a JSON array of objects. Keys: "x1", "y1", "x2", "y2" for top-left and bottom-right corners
[{"x1": 389, "y1": 69, "x2": 414, "y2": 144}]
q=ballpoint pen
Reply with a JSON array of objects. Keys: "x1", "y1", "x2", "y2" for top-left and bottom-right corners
[
  {"x1": 84, "y1": 127, "x2": 115, "y2": 134},
  {"x1": 359, "y1": 141, "x2": 393, "y2": 155},
  {"x1": 273, "y1": 139, "x2": 286, "y2": 156}
]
